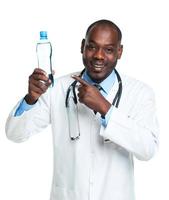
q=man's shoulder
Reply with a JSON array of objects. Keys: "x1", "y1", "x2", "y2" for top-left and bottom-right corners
[
  {"x1": 52, "y1": 71, "x2": 81, "y2": 89},
  {"x1": 56, "y1": 71, "x2": 81, "y2": 81},
  {"x1": 121, "y1": 73, "x2": 155, "y2": 95}
]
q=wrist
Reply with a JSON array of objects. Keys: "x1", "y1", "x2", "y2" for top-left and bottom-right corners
[
  {"x1": 24, "y1": 94, "x2": 38, "y2": 105},
  {"x1": 99, "y1": 100, "x2": 111, "y2": 116}
]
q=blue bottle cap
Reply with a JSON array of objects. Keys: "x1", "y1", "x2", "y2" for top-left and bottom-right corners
[{"x1": 40, "y1": 31, "x2": 48, "y2": 40}]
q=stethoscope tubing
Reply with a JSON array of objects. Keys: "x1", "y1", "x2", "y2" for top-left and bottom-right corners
[
  {"x1": 65, "y1": 68, "x2": 122, "y2": 108},
  {"x1": 65, "y1": 68, "x2": 122, "y2": 140}
]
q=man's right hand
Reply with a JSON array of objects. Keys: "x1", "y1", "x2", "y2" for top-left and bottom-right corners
[{"x1": 24, "y1": 68, "x2": 51, "y2": 105}]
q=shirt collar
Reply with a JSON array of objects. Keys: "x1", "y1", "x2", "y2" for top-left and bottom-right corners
[{"x1": 83, "y1": 69, "x2": 116, "y2": 94}]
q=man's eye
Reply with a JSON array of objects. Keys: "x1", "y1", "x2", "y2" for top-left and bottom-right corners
[
  {"x1": 105, "y1": 48, "x2": 115, "y2": 54},
  {"x1": 87, "y1": 45, "x2": 96, "y2": 50}
]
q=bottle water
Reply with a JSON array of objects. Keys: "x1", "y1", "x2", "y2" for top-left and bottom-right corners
[{"x1": 36, "y1": 31, "x2": 54, "y2": 86}]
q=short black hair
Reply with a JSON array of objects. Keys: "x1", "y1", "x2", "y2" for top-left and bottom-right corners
[{"x1": 85, "y1": 19, "x2": 122, "y2": 42}]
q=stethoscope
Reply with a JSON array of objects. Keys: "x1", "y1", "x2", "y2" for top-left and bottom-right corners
[{"x1": 65, "y1": 68, "x2": 122, "y2": 140}]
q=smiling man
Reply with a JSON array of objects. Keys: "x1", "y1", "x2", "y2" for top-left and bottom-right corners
[
  {"x1": 6, "y1": 19, "x2": 159, "y2": 200},
  {"x1": 82, "y1": 20, "x2": 122, "y2": 82}
]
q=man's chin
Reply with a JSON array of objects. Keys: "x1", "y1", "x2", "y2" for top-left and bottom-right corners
[{"x1": 88, "y1": 72, "x2": 105, "y2": 83}]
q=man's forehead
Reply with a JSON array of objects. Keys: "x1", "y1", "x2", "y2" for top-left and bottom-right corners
[
  {"x1": 86, "y1": 24, "x2": 119, "y2": 43},
  {"x1": 86, "y1": 24, "x2": 118, "y2": 38}
]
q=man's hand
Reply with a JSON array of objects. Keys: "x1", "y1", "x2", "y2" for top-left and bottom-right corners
[
  {"x1": 72, "y1": 75, "x2": 111, "y2": 116},
  {"x1": 25, "y1": 68, "x2": 51, "y2": 105}
]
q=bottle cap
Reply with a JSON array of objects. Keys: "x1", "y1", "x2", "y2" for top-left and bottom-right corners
[{"x1": 40, "y1": 31, "x2": 48, "y2": 40}]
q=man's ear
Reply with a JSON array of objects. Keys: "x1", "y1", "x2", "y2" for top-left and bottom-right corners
[
  {"x1": 81, "y1": 39, "x2": 85, "y2": 53},
  {"x1": 117, "y1": 44, "x2": 123, "y2": 59}
]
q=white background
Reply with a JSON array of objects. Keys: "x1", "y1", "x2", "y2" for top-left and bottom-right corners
[{"x1": 0, "y1": 0, "x2": 168, "y2": 199}]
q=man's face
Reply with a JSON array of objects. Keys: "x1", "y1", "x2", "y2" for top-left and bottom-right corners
[{"x1": 81, "y1": 25, "x2": 123, "y2": 83}]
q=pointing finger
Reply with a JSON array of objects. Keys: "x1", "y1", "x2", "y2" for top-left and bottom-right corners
[{"x1": 71, "y1": 75, "x2": 89, "y2": 86}]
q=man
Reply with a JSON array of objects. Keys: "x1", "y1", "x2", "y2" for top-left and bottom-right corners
[{"x1": 6, "y1": 19, "x2": 159, "y2": 200}]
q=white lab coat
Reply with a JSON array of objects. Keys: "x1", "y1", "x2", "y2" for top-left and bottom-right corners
[{"x1": 5, "y1": 72, "x2": 159, "y2": 200}]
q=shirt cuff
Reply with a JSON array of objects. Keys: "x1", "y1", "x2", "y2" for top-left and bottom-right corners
[
  {"x1": 100, "y1": 106, "x2": 113, "y2": 127},
  {"x1": 14, "y1": 99, "x2": 35, "y2": 116}
]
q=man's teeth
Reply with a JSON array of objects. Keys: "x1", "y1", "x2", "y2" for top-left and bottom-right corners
[{"x1": 93, "y1": 64, "x2": 104, "y2": 68}]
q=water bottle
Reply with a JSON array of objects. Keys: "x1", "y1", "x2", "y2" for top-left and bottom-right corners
[{"x1": 36, "y1": 31, "x2": 54, "y2": 86}]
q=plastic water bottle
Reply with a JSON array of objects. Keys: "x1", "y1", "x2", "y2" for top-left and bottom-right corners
[{"x1": 36, "y1": 31, "x2": 54, "y2": 86}]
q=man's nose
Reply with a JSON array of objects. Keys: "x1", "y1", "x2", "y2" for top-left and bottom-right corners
[{"x1": 94, "y1": 48, "x2": 104, "y2": 59}]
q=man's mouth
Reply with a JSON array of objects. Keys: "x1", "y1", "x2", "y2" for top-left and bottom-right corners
[{"x1": 92, "y1": 63, "x2": 105, "y2": 71}]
